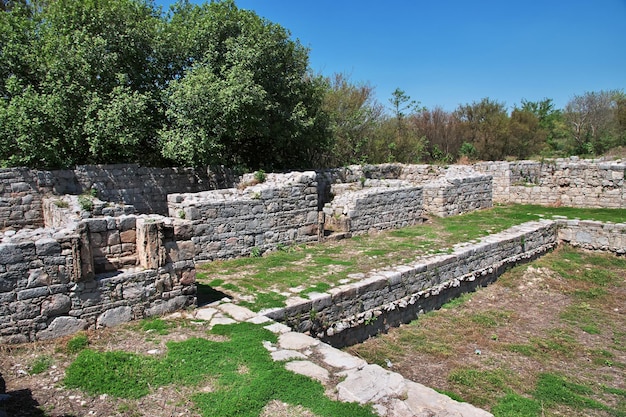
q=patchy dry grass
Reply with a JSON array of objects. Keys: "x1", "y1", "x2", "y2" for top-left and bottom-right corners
[{"x1": 346, "y1": 245, "x2": 626, "y2": 416}]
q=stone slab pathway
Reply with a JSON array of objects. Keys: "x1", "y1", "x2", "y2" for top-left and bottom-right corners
[{"x1": 175, "y1": 300, "x2": 493, "y2": 417}]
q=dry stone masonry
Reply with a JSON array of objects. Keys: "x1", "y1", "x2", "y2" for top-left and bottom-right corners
[
  {"x1": 168, "y1": 171, "x2": 321, "y2": 260},
  {"x1": 0, "y1": 214, "x2": 196, "y2": 343},
  {"x1": 0, "y1": 158, "x2": 625, "y2": 344},
  {"x1": 475, "y1": 158, "x2": 626, "y2": 208}
]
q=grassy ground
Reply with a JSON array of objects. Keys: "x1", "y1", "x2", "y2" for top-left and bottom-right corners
[
  {"x1": 197, "y1": 204, "x2": 626, "y2": 311},
  {"x1": 347, "y1": 245, "x2": 626, "y2": 417},
  {"x1": 1, "y1": 204, "x2": 625, "y2": 417}
]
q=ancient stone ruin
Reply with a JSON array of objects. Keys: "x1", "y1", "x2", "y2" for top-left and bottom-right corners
[{"x1": 1, "y1": 158, "x2": 625, "y2": 343}]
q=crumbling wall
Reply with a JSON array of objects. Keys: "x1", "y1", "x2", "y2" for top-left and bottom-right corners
[
  {"x1": 0, "y1": 215, "x2": 196, "y2": 343},
  {"x1": 168, "y1": 171, "x2": 320, "y2": 261},
  {"x1": 266, "y1": 220, "x2": 559, "y2": 346},
  {"x1": 323, "y1": 181, "x2": 424, "y2": 235},
  {"x1": 422, "y1": 168, "x2": 493, "y2": 217},
  {"x1": 1, "y1": 164, "x2": 236, "y2": 226},
  {"x1": 557, "y1": 219, "x2": 626, "y2": 254},
  {"x1": 475, "y1": 158, "x2": 626, "y2": 208},
  {"x1": 0, "y1": 168, "x2": 44, "y2": 229}
]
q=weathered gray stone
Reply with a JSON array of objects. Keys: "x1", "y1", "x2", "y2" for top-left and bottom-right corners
[
  {"x1": 0, "y1": 243, "x2": 22, "y2": 264},
  {"x1": 284, "y1": 360, "x2": 330, "y2": 384},
  {"x1": 41, "y1": 294, "x2": 72, "y2": 316},
  {"x1": 96, "y1": 306, "x2": 133, "y2": 328},
  {"x1": 278, "y1": 332, "x2": 320, "y2": 350},
  {"x1": 35, "y1": 238, "x2": 61, "y2": 256},
  {"x1": 336, "y1": 364, "x2": 406, "y2": 404},
  {"x1": 38, "y1": 317, "x2": 87, "y2": 340}
]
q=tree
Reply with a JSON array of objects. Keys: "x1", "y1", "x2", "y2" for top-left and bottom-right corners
[
  {"x1": 0, "y1": 0, "x2": 329, "y2": 170},
  {"x1": 564, "y1": 90, "x2": 623, "y2": 155},
  {"x1": 508, "y1": 108, "x2": 545, "y2": 159},
  {"x1": 159, "y1": 0, "x2": 329, "y2": 170},
  {"x1": 372, "y1": 88, "x2": 426, "y2": 163},
  {"x1": 320, "y1": 73, "x2": 383, "y2": 166},
  {"x1": 454, "y1": 98, "x2": 509, "y2": 160},
  {"x1": 0, "y1": 0, "x2": 163, "y2": 168},
  {"x1": 410, "y1": 106, "x2": 461, "y2": 163},
  {"x1": 519, "y1": 98, "x2": 567, "y2": 156}
]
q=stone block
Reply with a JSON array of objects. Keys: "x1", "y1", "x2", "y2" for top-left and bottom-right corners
[
  {"x1": 38, "y1": 317, "x2": 87, "y2": 340},
  {"x1": 119, "y1": 229, "x2": 137, "y2": 244},
  {"x1": 96, "y1": 306, "x2": 132, "y2": 328},
  {"x1": 0, "y1": 243, "x2": 22, "y2": 264},
  {"x1": 35, "y1": 238, "x2": 61, "y2": 256},
  {"x1": 41, "y1": 294, "x2": 72, "y2": 316}
]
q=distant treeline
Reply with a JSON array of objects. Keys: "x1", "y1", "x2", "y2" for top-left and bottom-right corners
[{"x1": 1, "y1": 0, "x2": 625, "y2": 171}]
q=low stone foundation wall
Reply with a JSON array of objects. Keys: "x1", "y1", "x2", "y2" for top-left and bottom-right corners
[
  {"x1": 265, "y1": 221, "x2": 560, "y2": 347},
  {"x1": 557, "y1": 219, "x2": 626, "y2": 254},
  {"x1": 423, "y1": 169, "x2": 493, "y2": 217},
  {"x1": 475, "y1": 159, "x2": 626, "y2": 208},
  {"x1": 168, "y1": 171, "x2": 320, "y2": 260},
  {"x1": 323, "y1": 184, "x2": 424, "y2": 235}
]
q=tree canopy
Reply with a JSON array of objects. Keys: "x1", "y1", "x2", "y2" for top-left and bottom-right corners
[
  {"x1": 1, "y1": 0, "x2": 624, "y2": 170},
  {"x1": 0, "y1": 0, "x2": 329, "y2": 170}
]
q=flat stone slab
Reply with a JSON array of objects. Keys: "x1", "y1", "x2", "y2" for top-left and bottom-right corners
[
  {"x1": 194, "y1": 307, "x2": 217, "y2": 321},
  {"x1": 336, "y1": 364, "x2": 406, "y2": 404},
  {"x1": 278, "y1": 332, "x2": 320, "y2": 350},
  {"x1": 218, "y1": 303, "x2": 256, "y2": 321},
  {"x1": 247, "y1": 315, "x2": 272, "y2": 324},
  {"x1": 209, "y1": 315, "x2": 237, "y2": 326},
  {"x1": 264, "y1": 322, "x2": 291, "y2": 334},
  {"x1": 271, "y1": 349, "x2": 307, "y2": 361},
  {"x1": 401, "y1": 381, "x2": 493, "y2": 417},
  {"x1": 285, "y1": 360, "x2": 330, "y2": 384},
  {"x1": 315, "y1": 343, "x2": 367, "y2": 370}
]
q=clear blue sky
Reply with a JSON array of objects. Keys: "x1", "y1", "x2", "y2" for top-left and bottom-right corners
[{"x1": 155, "y1": 0, "x2": 626, "y2": 112}]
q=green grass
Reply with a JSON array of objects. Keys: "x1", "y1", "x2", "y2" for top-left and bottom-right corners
[
  {"x1": 140, "y1": 318, "x2": 172, "y2": 335},
  {"x1": 30, "y1": 355, "x2": 53, "y2": 374},
  {"x1": 64, "y1": 322, "x2": 376, "y2": 417},
  {"x1": 197, "y1": 204, "x2": 626, "y2": 311},
  {"x1": 65, "y1": 333, "x2": 89, "y2": 353}
]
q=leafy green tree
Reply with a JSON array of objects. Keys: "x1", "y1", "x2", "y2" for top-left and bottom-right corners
[
  {"x1": 371, "y1": 88, "x2": 426, "y2": 163},
  {"x1": 0, "y1": 0, "x2": 329, "y2": 170},
  {"x1": 0, "y1": 0, "x2": 163, "y2": 168},
  {"x1": 159, "y1": 0, "x2": 329, "y2": 170},
  {"x1": 508, "y1": 108, "x2": 545, "y2": 159},
  {"x1": 320, "y1": 73, "x2": 383, "y2": 166},
  {"x1": 519, "y1": 98, "x2": 567, "y2": 156},
  {"x1": 454, "y1": 98, "x2": 509, "y2": 160}
]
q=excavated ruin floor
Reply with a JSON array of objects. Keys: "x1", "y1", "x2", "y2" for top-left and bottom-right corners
[{"x1": 0, "y1": 299, "x2": 491, "y2": 417}]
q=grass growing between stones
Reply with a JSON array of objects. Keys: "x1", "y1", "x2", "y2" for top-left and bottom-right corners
[
  {"x1": 64, "y1": 322, "x2": 376, "y2": 417},
  {"x1": 197, "y1": 204, "x2": 626, "y2": 311},
  {"x1": 347, "y1": 245, "x2": 626, "y2": 417}
]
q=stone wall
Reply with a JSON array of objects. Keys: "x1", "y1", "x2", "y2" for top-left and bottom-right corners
[
  {"x1": 0, "y1": 168, "x2": 43, "y2": 229},
  {"x1": 474, "y1": 158, "x2": 626, "y2": 208},
  {"x1": 423, "y1": 168, "x2": 493, "y2": 217},
  {"x1": 323, "y1": 183, "x2": 424, "y2": 235},
  {"x1": 557, "y1": 219, "x2": 626, "y2": 254},
  {"x1": 168, "y1": 171, "x2": 320, "y2": 261},
  {"x1": 265, "y1": 220, "x2": 559, "y2": 346},
  {"x1": 0, "y1": 215, "x2": 196, "y2": 343},
  {"x1": 1, "y1": 164, "x2": 236, "y2": 229}
]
